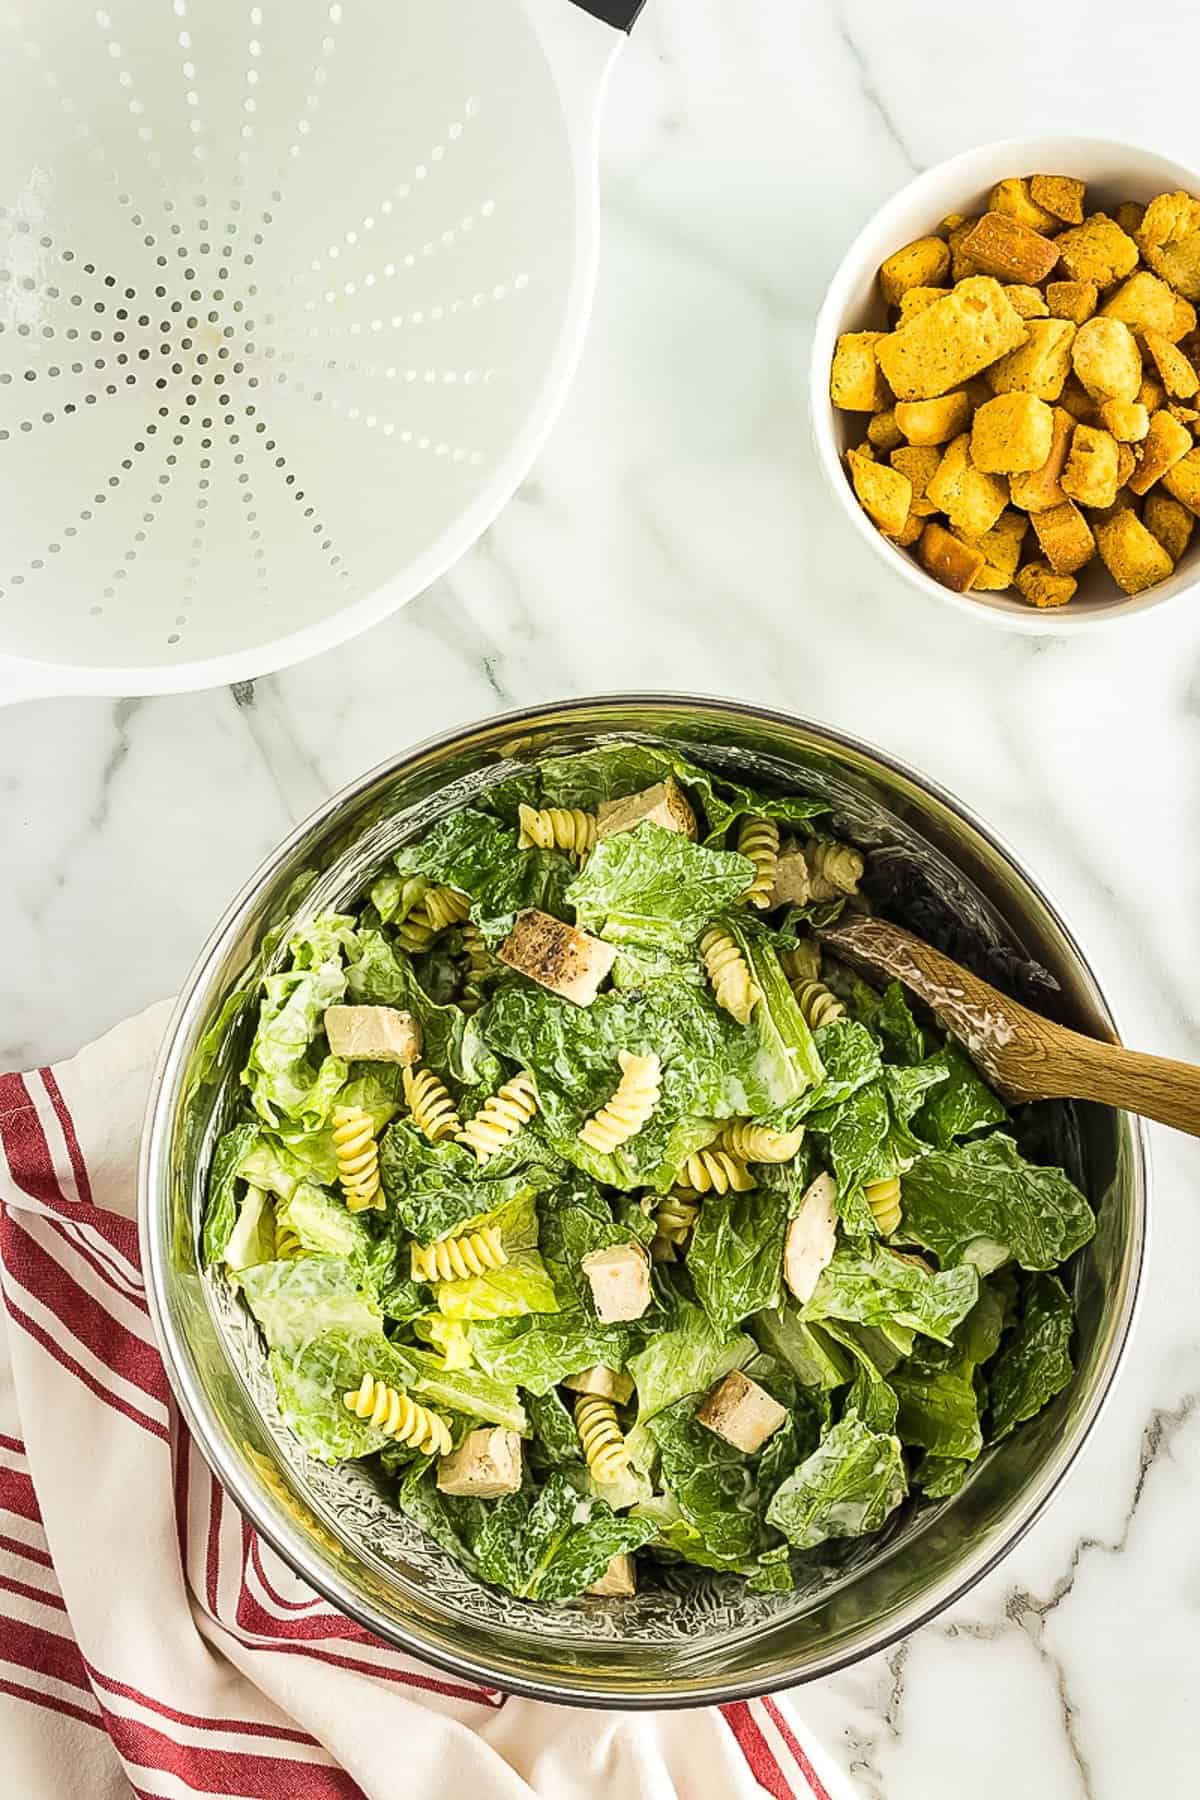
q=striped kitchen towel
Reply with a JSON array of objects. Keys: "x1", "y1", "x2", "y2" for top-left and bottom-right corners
[{"x1": 0, "y1": 1004, "x2": 850, "y2": 1800}]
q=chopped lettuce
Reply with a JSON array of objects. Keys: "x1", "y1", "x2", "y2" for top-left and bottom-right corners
[
  {"x1": 803, "y1": 1239, "x2": 979, "y2": 1345},
  {"x1": 471, "y1": 1473, "x2": 655, "y2": 1601},
  {"x1": 390, "y1": 808, "x2": 574, "y2": 946},
  {"x1": 766, "y1": 1418, "x2": 907, "y2": 1550},
  {"x1": 989, "y1": 1274, "x2": 1075, "y2": 1439},
  {"x1": 566, "y1": 822, "x2": 755, "y2": 953},
  {"x1": 900, "y1": 1136, "x2": 1096, "y2": 1273}
]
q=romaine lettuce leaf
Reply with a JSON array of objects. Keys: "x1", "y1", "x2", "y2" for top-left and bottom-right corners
[
  {"x1": 646, "y1": 1397, "x2": 768, "y2": 1564},
  {"x1": 900, "y1": 1136, "x2": 1096, "y2": 1273},
  {"x1": 222, "y1": 1184, "x2": 276, "y2": 1277},
  {"x1": 751, "y1": 1304, "x2": 854, "y2": 1389},
  {"x1": 765, "y1": 1417, "x2": 907, "y2": 1550},
  {"x1": 913, "y1": 1041, "x2": 1007, "y2": 1149},
  {"x1": 989, "y1": 1273, "x2": 1074, "y2": 1440},
  {"x1": 435, "y1": 1249, "x2": 559, "y2": 1321},
  {"x1": 389, "y1": 809, "x2": 574, "y2": 946},
  {"x1": 465, "y1": 1313, "x2": 636, "y2": 1396},
  {"x1": 891, "y1": 1346, "x2": 983, "y2": 1461},
  {"x1": 378, "y1": 1119, "x2": 556, "y2": 1243},
  {"x1": 566, "y1": 822, "x2": 755, "y2": 953},
  {"x1": 345, "y1": 928, "x2": 501, "y2": 1091},
  {"x1": 202, "y1": 1123, "x2": 263, "y2": 1266},
  {"x1": 525, "y1": 1389, "x2": 584, "y2": 1473},
  {"x1": 914, "y1": 1453, "x2": 970, "y2": 1499},
  {"x1": 243, "y1": 960, "x2": 347, "y2": 1130},
  {"x1": 403, "y1": 1348, "x2": 528, "y2": 1435},
  {"x1": 803, "y1": 1239, "x2": 979, "y2": 1345},
  {"x1": 396, "y1": 1460, "x2": 485, "y2": 1573},
  {"x1": 687, "y1": 1177, "x2": 789, "y2": 1331},
  {"x1": 240, "y1": 1255, "x2": 384, "y2": 1351},
  {"x1": 628, "y1": 1299, "x2": 754, "y2": 1431},
  {"x1": 471, "y1": 1472, "x2": 655, "y2": 1601}
]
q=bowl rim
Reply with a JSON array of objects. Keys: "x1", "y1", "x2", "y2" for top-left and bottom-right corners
[
  {"x1": 138, "y1": 692, "x2": 1148, "y2": 1706},
  {"x1": 809, "y1": 131, "x2": 1200, "y2": 634}
]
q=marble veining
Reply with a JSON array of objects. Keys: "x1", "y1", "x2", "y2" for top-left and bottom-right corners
[{"x1": 2, "y1": 0, "x2": 1199, "y2": 1790}]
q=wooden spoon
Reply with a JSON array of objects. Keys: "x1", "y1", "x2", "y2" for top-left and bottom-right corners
[{"x1": 818, "y1": 913, "x2": 1200, "y2": 1138}]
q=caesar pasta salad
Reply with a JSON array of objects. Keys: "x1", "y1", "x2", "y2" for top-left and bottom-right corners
[{"x1": 203, "y1": 741, "x2": 1096, "y2": 1605}]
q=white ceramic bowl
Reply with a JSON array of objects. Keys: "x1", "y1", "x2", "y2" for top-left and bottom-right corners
[{"x1": 810, "y1": 135, "x2": 1200, "y2": 632}]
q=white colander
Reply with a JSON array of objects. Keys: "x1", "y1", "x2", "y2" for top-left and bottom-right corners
[{"x1": 0, "y1": 0, "x2": 644, "y2": 705}]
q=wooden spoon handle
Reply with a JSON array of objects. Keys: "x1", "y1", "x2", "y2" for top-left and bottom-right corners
[{"x1": 1055, "y1": 1032, "x2": 1200, "y2": 1137}]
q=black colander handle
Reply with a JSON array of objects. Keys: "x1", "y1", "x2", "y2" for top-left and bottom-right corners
[{"x1": 568, "y1": 0, "x2": 646, "y2": 28}]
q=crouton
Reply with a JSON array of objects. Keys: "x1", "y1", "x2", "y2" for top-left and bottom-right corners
[
  {"x1": 581, "y1": 1244, "x2": 652, "y2": 1323},
  {"x1": 696, "y1": 1369, "x2": 787, "y2": 1455},
  {"x1": 847, "y1": 447, "x2": 912, "y2": 537},
  {"x1": 1100, "y1": 271, "x2": 1180, "y2": 340},
  {"x1": 322, "y1": 1005, "x2": 422, "y2": 1066},
  {"x1": 1031, "y1": 499, "x2": 1097, "y2": 574},
  {"x1": 781, "y1": 1173, "x2": 838, "y2": 1302},
  {"x1": 1142, "y1": 329, "x2": 1200, "y2": 400},
  {"x1": 585, "y1": 1555, "x2": 637, "y2": 1599},
  {"x1": 1004, "y1": 283, "x2": 1050, "y2": 319},
  {"x1": 1169, "y1": 404, "x2": 1199, "y2": 426},
  {"x1": 1015, "y1": 561, "x2": 1077, "y2": 607},
  {"x1": 1162, "y1": 445, "x2": 1200, "y2": 515},
  {"x1": 1116, "y1": 444, "x2": 1137, "y2": 490},
  {"x1": 991, "y1": 177, "x2": 1063, "y2": 235},
  {"x1": 1098, "y1": 400, "x2": 1149, "y2": 442},
  {"x1": 897, "y1": 285, "x2": 951, "y2": 324},
  {"x1": 830, "y1": 331, "x2": 889, "y2": 411},
  {"x1": 1055, "y1": 213, "x2": 1139, "y2": 288},
  {"x1": 879, "y1": 236, "x2": 952, "y2": 307},
  {"x1": 1144, "y1": 490, "x2": 1195, "y2": 561},
  {"x1": 866, "y1": 408, "x2": 905, "y2": 452},
  {"x1": 498, "y1": 910, "x2": 616, "y2": 1006},
  {"x1": 1116, "y1": 201, "x2": 1146, "y2": 238},
  {"x1": 961, "y1": 510, "x2": 1028, "y2": 589},
  {"x1": 1029, "y1": 174, "x2": 1086, "y2": 226},
  {"x1": 890, "y1": 511, "x2": 924, "y2": 547},
  {"x1": 1129, "y1": 410, "x2": 1195, "y2": 495},
  {"x1": 1170, "y1": 294, "x2": 1198, "y2": 344},
  {"x1": 1010, "y1": 405, "x2": 1075, "y2": 511},
  {"x1": 1137, "y1": 191, "x2": 1200, "y2": 301},
  {"x1": 986, "y1": 318, "x2": 1075, "y2": 400},
  {"x1": 1056, "y1": 374, "x2": 1097, "y2": 421},
  {"x1": 1071, "y1": 316, "x2": 1142, "y2": 402},
  {"x1": 971, "y1": 393, "x2": 1054, "y2": 473},
  {"x1": 947, "y1": 216, "x2": 982, "y2": 281},
  {"x1": 926, "y1": 433, "x2": 1009, "y2": 535},
  {"x1": 890, "y1": 445, "x2": 943, "y2": 514},
  {"x1": 1046, "y1": 279, "x2": 1098, "y2": 325},
  {"x1": 1060, "y1": 424, "x2": 1120, "y2": 509},
  {"x1": 959, "y1": 212, "x2": 1060, "y2": 285},
  {"x1": 562, "y1": 1365, "x2": 635, "y2": 1405},
  {"x1": 597, "y1": 778, "x2": 697, "y2": 842},
  {"x1": 437, "y1": 1428, "x2": 523, "y2": 1499},
  {"x1": 893, "y1": 391, "x2": 972, "y2": 446},
  {"x1": 917, "y1": 520, "x2": 986, "y2": 593},
  {"x1": 875, "y1": 278, "x2": 1028, "y2": 401},
  {"x1": 1094, "y1": 508, "x2": 1175, "y2": 593}
]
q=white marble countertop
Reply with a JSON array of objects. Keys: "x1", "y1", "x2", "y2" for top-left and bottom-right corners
[{"x1": 3, "y1": 1, "x2": 1199, "y2": 1791}]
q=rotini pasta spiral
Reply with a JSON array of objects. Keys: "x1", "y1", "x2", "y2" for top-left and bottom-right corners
[
  {"x1": 397, "y1": 909, "x2": 438, "y2": 954},
  {"x1": 421, "y1": 885, "x2": 471, "y2": 932},
  {"x1": 653, "y1": 1193, "x2": 701, "y2": 1247},
  {"x1": 864, "y1": 1175, "x2": 902, "y2": 1236},
  {"x1": 700, "y1": 927, "x2": 761, "y2": 1027},
  {"x1": 458, "y1": 922, "x2": 493, "y2": 1015},
  {"x1": 458, "y1": 1071, "x2": 539, "y2": 1163},
  {"x1": 274, "y1": 1213, "x2": 305, "y2": 1260},
  {"x1": 806, "y1": 837, "x2": 864, "y2": 895},
  {"x1": 719, "y1": 1120, "x2": 804, "y2": 1163},
  {"x1": 793, "y1": 979, "x2": 846, "y2": 1030},
  {"x1": 574, "y1": 1394, "x2": 629, "y2": 1485},
  {"x1": 342, "y1": 1375, "x2": 452, "y2": 1456},
  {"x1": 517, "y1": 803, "x2": 598, "y2": 860},
  {"x1": 403, "y1": 1065, "x2": 462, "y2": 1143},
  {"x1": 332, "y1": 1105, "x2": 383, "y2": 1211},
  {"x1": 411, "y1": 1226, "x2": 507, "y2": 1283},
  {"x1": 675, "y1": 1146, "x2": 756, "y2": 1196},
  {"x1": 578, "y1": 1050, "x2": 662, "y2": 1153},
  {"x1": 737, "y1": 817, "x2": 781, "y2": 910},
  {"x1": 779, "y1": 940, "x2": 821, "y2": 989}
]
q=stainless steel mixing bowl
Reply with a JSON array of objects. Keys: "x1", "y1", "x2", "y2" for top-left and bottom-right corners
[{"x1": 139, "y1": 696, "x2": 1146, "y2": 1706}]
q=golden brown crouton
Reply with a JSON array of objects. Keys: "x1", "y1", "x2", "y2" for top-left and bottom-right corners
[
  {"x1": 917, "y1": 520, "x2": 985, "y2": 592},
  {"x1": 1136, "y1": 375, "x2": 1166, "y2": 412},
  {"x1": 925, "y1": 433, "x2": 1009, "y2": 535},
  {"x1": 1004, "y1": 284, "x2": 1051, "y2": 319},
  {"x1": 875, "y1": 279, "x2": 1028, "y2": 401},
  {"x1": 991, "y1": 177, "x2": 1063, "y2": 235},
  {"x1": 866, "y1": 408, "x2": 905, "y2": 452},
  {"x1": 1162, "y1": 445, "x2": 1200, "y2": 515},
  {"x1": 1169, "y1": 294, "x2": 1198, "y2": 343},
  {"x1": 1144, "y1": 491, "x2": 1195, "y2": 561},
  {"x1": 1129, "y1": 410, "x2": 1195, "y2": 495},
  {"x1": 1056, "y1": 374, "x2": 1097, "y2": 422},
  {"x1": 1055, "y1": 213, "x2": 1139, "y2": 288},
  {"x1": 1100, "y1": 271, "x2": 1179, "y2": 340},
  {"x1": 889, "y1": 511, "x2": 925, "y2": 547},
  {"x1": 1071, "y1": 317, "x2": 1143, "y2": 402},
  {"x1": 1116, "y1": 201, "x2": 1146, "y2": 238},
  {"x1": 890, "y1": 445, "x2": 943, "y2": 514},
  {"x1": 1010, "y1": 405, "x2": 1075, "y2": 511},
  {"x1": 987, "y1": 318, "x2": 1075, "y2": 401},
  {"x1": 879, "y1": 236, "x2": 952, "y2": 306},
  {"x1": 1169, "y1": 404, "x2": 1199, "y2": 427},
  {"x1": 1116, "y1": 445, "x2": 1137, "y2": 490},
  {"x1": 1030, "y1": 175, "x2": 1087, "y2": 226},
  {"x1": 947, "y1": 216, "x2": 981, "y2": 281},
  {"x1": 897, "y1": 285, "x2": 951, "y2": 323},
  {"x1": 1094, "y1": 509, "x2": 1175, "y2": 593},
  {"x1": 960, "y1": 212, "x2": 1060, "y2": 285},
  {"x1": 1016, "y1": 561, "x2": 1077, "y2": 607},
  {"x1": 1061, "y1": 424, "x2": 1121, "y2": 509},
  {"x1": 971, "y1": 393, "x2": 1055, "y2": 473},
  {"x1": 1142, "y1": 329, "x2": 1200, "y2": 400},
  {"x1": 1031, "y1": 499, "x2": 1097, "y2": 573},
  {"x1": 960, "y1": 509, "x2": 1028, "y2": 589},
  {"x1": 1137, "y1": 191, "x2": 1200, "y2": 301},
  {"x1": 1099, "y1": 400, "x2": 1150, "y2": 442},
  {"x1": 1046, "y1": 279, "x2": 1098, "y2": 325},
  {"x1": 847, "y1": 447, "x2": 912, "y2": 537},
  {"x1": 831, "y1": 332, "x2": 889, "y2": 411},
  {"x1": 893, "y1": 391, "x2": 972, "y2": 445}
]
